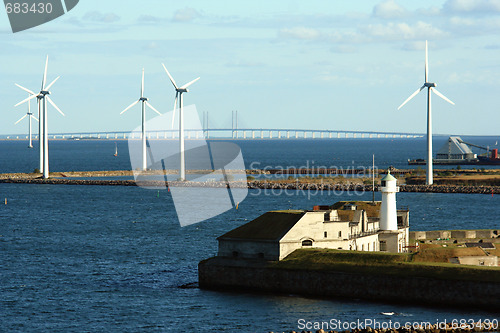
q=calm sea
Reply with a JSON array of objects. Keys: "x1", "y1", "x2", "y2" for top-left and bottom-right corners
[{"x1": 1, "y1": 138, "x2": 499, "y2": 332}]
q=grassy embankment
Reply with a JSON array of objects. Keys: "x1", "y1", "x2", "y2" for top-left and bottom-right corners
[
  {"x1": 272, "y1": 248, "x2": 500, "y2": 283},
  {"x1": 406, "y1": 169, "x2": 500, "y2": 186}
]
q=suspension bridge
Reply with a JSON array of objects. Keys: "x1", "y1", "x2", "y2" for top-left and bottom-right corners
[{"x1": 2, "y1": 128, "x2": 424, "y2": 140}]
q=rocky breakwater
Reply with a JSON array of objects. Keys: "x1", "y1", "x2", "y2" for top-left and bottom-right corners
[
  {"x1": 0, "y1": 178, "x2": 138, "y2": 186},
  {"x1": 1, "y1": 174, "x2": 500, "y2": 194},
  {"x1": 247, "y1": 181, "x2": 500, "y2": 195}
]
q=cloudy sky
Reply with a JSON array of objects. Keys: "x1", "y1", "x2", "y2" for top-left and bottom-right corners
[{"x1": 1, "y1": 0, "x2": 499, "y2": 136}]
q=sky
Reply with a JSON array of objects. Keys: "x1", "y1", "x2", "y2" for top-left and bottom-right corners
[{"x1": 1, "y1": 0, "x2": 499, "y2": 136}]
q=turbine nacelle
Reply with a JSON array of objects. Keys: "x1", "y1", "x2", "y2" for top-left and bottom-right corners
[
  {"x1": 120, "y1": 69, "x2": 161, "y2": 117},
  {"x1": 40, "y1": 90, "x2": 50, "y2": 96},
  {"x1": 176, "y1": 88, "x2": 189, "y2": 93},
  {"x1": 424, "y1": 82, "x2": 436, "y2": 88}
]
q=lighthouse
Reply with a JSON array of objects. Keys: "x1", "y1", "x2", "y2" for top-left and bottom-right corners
[{"x1": 380, "y1": 170, "x2": 399, "y2": 231}]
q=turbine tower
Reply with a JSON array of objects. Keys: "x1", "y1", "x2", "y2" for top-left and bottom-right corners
[
  {"x1": 14, "y1": 94, "x2": 39, "y2": 148},
  {"x1": 397, "y1": 41, "x2": 455, "y2": 185},
  {"x1": 162, "y1": 63, "x2": 200, "y2": 181},
  {"x1": 15, "y1": 56, "x2": 63, "y2": 178},
  {"x1": 120, "y1": 69, "x2": 161, "y2": 171}
]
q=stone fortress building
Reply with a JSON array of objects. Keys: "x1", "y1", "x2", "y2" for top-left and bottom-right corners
[{"x1": 218, "y1": 171, "x2": 410, "y2": 261}]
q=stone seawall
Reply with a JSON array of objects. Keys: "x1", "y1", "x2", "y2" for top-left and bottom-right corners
[
  {"x1": 247, "y1": 182, "x2": 500, "y2": 195},
  {"x1": 410, "y1": 229, "x2": 500, "y2": 240},
  {"x1": 198, "y1": 257, "x2": 500, "y2": 311},
  {"x1": 1, "y1": 178, "x2": 500, "y2": 194}
]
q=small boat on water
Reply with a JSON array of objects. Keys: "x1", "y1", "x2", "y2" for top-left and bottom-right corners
[
  {"x1": 380, "y1": 312, "x2": 395, "y2": 316},
  {"x1": 113, "y1": 142, "x2": 118, "y2": 157}
]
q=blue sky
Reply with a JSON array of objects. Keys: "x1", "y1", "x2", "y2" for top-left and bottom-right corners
[{"x1": 1, "y1": 0, "x2": 499, "y2": 135}]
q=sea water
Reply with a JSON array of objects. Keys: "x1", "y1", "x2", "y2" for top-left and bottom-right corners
[{"x1": 1, "y1": 138, "x2": 499, "y2": 332}]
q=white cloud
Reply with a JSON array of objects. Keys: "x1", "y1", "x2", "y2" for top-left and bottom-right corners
[
  {"x1": 416, "y1": 6, "x2": 441, "y2": 16},
  {"x1": 443, "y1": 0, "x2": 500, "y2": 14},
  {"x1": 330, "y1": 45, "x2": 357, "y2": 53},
  {"x1": 449, "y1": 16, "x2": 475, "y2": 26},
  {"x1": 172, "y1": 7, "x2": 201, "y2": 22},
  {"x1": 83, "y1": 11, "x2": 120, "y2": 23},
  {"x1": 363, "y1": 21, "x2": 448, "y2": 41},
  {"x1": 279, "y1": 26, "x2": 321, "y2": 40},
  {"x1": 139, "y1": 15, "x2": 165, "y2": 24},
  {"x1": 373, "y1": 0, "x2": 406, "y2": 19},
  {"x1": 226, "y1": 60, "x2": 265, "y2": 68},
  {"x1": 401, "y1": 41, "x2": 427, "y2": 51}
]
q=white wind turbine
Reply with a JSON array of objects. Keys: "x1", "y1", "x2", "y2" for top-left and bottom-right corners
[
  {"x1": 15, "y1": 56, "x2": 63, "y2": 179},
  {"x1": 162, "y1": 63, "x2": 200, "y2": 181},
  {"x1": 397, "y1": 41, "x2": 455, "y2": 185},
  {"x1": 14, "y1": 94, "x2": 38, "y2": 148},
  {"x1": 120, "y1": 69, "x2": 161, "y2": 171}
]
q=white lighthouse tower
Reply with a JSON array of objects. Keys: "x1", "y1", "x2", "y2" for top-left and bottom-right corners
[{"x1": 380, "y1": 170, "x2": 399, "y2": 231}]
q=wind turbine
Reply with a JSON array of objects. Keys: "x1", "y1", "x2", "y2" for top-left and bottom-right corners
[
  {"x1": 15, "y1": 56, "x2": 63, "y2": 178},
  {"x1": 14, "y1": 94, "x2": 39, "y2": 148},
  {"x1": 397, "y1": 41, "x2": 455, "y2": 185},
  {"x1": 162, "y1": 63, "x2": 200, "y2": 181},
  {"x1": 120, "y1": 68, "x2": 161, "y2": 171}
]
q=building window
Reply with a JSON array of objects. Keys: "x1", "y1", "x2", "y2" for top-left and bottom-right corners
[
  {"x1": 232, "y1": 251, "x2": 239, "y2": 257},
  {"x1": 324, "y1": 231, "x2": 328, "y2": 238},
  {"x1": 380, "y1": 241, "x2": 387, "y2": 252},
  {"x1": 338, "y1": 231, "x2": 342, "y2": 238},
  {"x1": 302, "y1": 240, "x2": 313, "y2": 246}
]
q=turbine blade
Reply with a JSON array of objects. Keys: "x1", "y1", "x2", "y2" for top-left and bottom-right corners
[
  {"x1": 171, "y1": 92, "x2": 178, "y2": 128},
  {"x1": 31, "y1": 115, "x2": 39, "y2": 122},
  {"x1": 398, "y1": 86, "x2": 425, "y2": 110},
  {"x1": 15, "y1": 94, "x2": 37, "y2": 107},
  {"x1": 45, "y1": 76, "x2": 60, "y2": 91},
  {"x1": 432, "y1": 88, "x2": 455, "y2": 105},
  {"x1": 42, "y1": 55, "x2": 49, "y2": 90},
  {"x1": 47, "y1": 96, "x2": 65, "y2": 116},
  {"x1": 425, "y1": 40, "x2": 428, "y2": 82},
  {"x1": 15, "y1": 84, "x2": 35, "y2": 95},
  {"x1": 120, "y1": 100, "x2": 139, "y2": 114},
  {"x1": 162, "y1": 63, "x2": 178, "y2": 89},
  {"x1": 15, "y1": 114, "x2": 28, "y2": 125},
  {"x1": 141, "y1": 68, "x2": 145, "y2": 98},
  {"x1": 146, "y1": 101, "x2": 161, "y2": 116},
  {"x1": 180, "y1": 77, "x2": 200, "y2": 89}
]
